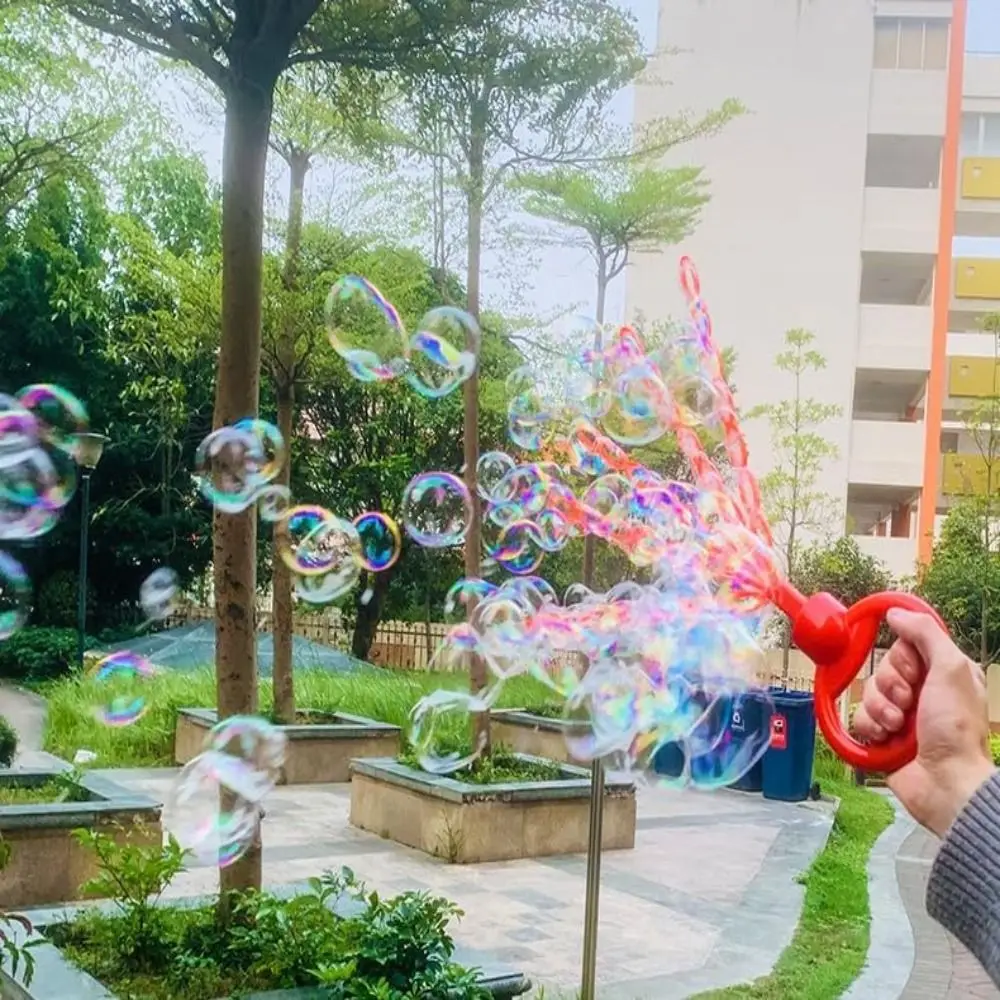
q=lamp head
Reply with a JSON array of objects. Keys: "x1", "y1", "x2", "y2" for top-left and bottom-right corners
[{"x1": 74, "y1": 432, "x2": 108, "y2": 471}]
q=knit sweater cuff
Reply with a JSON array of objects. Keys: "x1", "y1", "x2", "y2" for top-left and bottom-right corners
[{"x1": 928, "y1": 769, "x2": 1000, "y2": 981}]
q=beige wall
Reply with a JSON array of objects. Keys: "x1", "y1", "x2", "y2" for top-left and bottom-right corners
[{"x1": 630, "y1": 0, "x2": 877, "y2": 528}]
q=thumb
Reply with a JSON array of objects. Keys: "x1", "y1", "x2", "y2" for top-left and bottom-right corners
[{"x1": 886, "y1": 609, "x2": 951, "y2": 672}]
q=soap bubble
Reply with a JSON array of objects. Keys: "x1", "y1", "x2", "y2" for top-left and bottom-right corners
[
  {"x1": 476, "y1": 451, "x2": 516, "y2": 501},
  {"x1": 325, "y1": 275, "x2": 409, "y2": 382},
  {"x1": 140, "y1": 567, "x2": 179, "y2": 621},
  {"x1": 276, "y1": 505, "x2": 361, "y2": 581},
  {"x1": 90, "y1": 651, "x2": 157, "y2": 727},
  {"x1": 16, "y1": 384, "x2": 89, "y2": 456},
  {"x1": 401, "y1": 472, "x2": 473, "y2": 548},
  {"x1": 408, "y1": 689, "x2": 491, "y2": 775},
  {"x1": 354, "y1": 511, "x2": 402, "y2": 572},
  {"x1": 194, "y1": 422, "x2": 284, "y2": 513},
  {"x1": 0, "y1": 550, "x2": 30, "y2": 640},
  {"x1": 406, "y1": 307, "x2": 480, "y2": 398}
]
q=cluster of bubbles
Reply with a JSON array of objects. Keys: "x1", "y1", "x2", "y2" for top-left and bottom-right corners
[
  {"x1": 409, "y1": 257, "x2": 788, "y2": 788},
  {"x1": 325, "y1": 275, "x2": 480, "y2": 399},
  {"x1": 0, "y1": 385, "x2": 90, "y2": 637}
]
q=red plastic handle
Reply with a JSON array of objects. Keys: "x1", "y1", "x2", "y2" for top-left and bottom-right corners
[{"x1": 771, "y1": 584, "x2": 947, "y2": 773}]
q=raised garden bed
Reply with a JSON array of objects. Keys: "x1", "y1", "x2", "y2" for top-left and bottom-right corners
[
  {"x1": 0, "y1": 892, "x2": 531, "y2": 1000},
  {"x1": 489, "y1": 709, "x2": 588, "y2": 765},
  {"x1": 0, "y1": 766, "x2": 160, "y2": 910},
  {"x1": 349, "y1": 755, "x2": 636, "y2": 863},
  {"x1": 174, "y1": 707, "x2": 400, "y2": 784}
]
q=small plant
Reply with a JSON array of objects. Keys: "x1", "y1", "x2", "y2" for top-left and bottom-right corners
[
  {"x1": 73, "y1": 822, "x2": 189, "y2": 968},
  {"x1": 0, "y1": 836, "x2": 40, "y2": 986},
  {"x1": 399, "y1": 742, "x2": 562, "y2": 785},
  {"x1": 0, "y1": 716, "x2": 16, "y2": 767}
]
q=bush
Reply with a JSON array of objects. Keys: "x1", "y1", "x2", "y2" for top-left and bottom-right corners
[
  {"x1": 36, "y1": 571, "x2": 89, "y2": 629},
  {"x1": 990, "y1": 734, "x2": 1000, "y2": 767},
  {"x1": 0, "y1": 717, "x2": 16, "y2": 767},
  {"x1": 0, "y1": 627, "x2": 96, "y2": 681}
]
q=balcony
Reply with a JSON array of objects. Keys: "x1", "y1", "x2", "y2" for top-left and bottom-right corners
[
  {"x1": 869, "y1": 69, "x2": 947, "y2": 137},
  {"x1": 948, "y1": 355, "x2": 1000, "y2": 398},
  {"x1": 954, "y1": 257, "x2": 1000, "y2": 299},
  {"x1": 851, "y1": 535, "x2": 917, "y2": 580},
  {"x1": 961, "y1": 158, "x2": 1000, "y2": 201},
  {"x1": 942, "y1": 452, "x2": 994, "y2": 495},
  {"x1": 857, "y1": 303, "x2": 932, "y2": 371},
  {"x1": 861, "y1": 187, "x2": 940, "y2": 255},
  {"x1": 848, "y1": 420, "x2": 924, "y2": 488},
  {"x1": 964, "y1": 54, "x2": 1000, "y2": 101}
]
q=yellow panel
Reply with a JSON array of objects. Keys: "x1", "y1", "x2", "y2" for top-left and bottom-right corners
[
  {"x1": 955, "y1": 258, "x2": 1000, "y2": 299},
  {"x1": 942, "y1": 453, "x2": 992, "y2": 496},
  {"x1": 962, "y1": 158, "x2": 1000, "y2": 200},
  {"x1": 948, "y1": 356, "x2": 1000, "y2": 397}
]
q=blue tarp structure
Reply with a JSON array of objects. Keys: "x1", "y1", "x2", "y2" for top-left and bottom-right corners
[{"x1": 99, "y1": 622, "x2": 369, "y2": 676}]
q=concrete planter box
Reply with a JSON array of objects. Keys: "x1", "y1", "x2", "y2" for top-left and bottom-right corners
[
  {"x1": 350, "y1": 756, "x2": 636, "y2": 863},
  {"x1": 489, "y1": 710, "x2": 588, "y2": 765},
  {"x1": 0, "y1": 766, "x2": 161, "y2": 910},
  {"x1": 0, "y1": 894, "x2": 530, "y2": 1000},
  {"x1": 174, "y1": 708, "x2": 400, "y2": 784}
]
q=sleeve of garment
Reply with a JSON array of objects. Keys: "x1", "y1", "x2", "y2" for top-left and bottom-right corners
[{"x1": 927, "y1": 770, "x2": 1000, "y2": 988}]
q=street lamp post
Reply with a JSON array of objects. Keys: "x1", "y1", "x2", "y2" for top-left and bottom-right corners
[{"x1": 75, "y1": 433, "x2": 107, "y2": 671}]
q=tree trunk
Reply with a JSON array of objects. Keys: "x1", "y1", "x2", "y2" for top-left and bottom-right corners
[
  {"x1": 465, "y1": 118, "x2": 487, "y2": 749},
  {"x1": 351, "y1": 571, "x2": 391, "y2": 660},
  {"x1": 272, "y1": 152, "x2": 309, "y2": 725},
  {"x1": 214, "y1": 79, "x2": 274, "y2": 905}
]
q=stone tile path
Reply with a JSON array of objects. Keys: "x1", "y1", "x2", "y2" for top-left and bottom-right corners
[{"x1": 104, "y1": 766, "x2": 833, "y2": 998}]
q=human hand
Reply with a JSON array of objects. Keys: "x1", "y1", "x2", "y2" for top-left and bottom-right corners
[{"x1": 853, "y1": 608, "x2": 995, "y2": 838}]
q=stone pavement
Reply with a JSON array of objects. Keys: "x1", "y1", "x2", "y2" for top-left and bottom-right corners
[
  {"x1": 0, "y1": 684, "x2": 45, "y2": 760},
  {"x1": 97, "y1": 766, "x2": 833, "y2": 998}
]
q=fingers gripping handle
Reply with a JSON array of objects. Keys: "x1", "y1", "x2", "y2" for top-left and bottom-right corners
[{"x1": 786, "y1": 590, "x2": 946, "y2": 773}]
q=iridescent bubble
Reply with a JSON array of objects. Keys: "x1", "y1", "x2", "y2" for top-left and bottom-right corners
[
  {"x1": 0, "y1": 550, "x2": 30, "y2": 640},
  {"x1": 476, "y1": 451, "x2": 516, "y2": 501},
  {"x1": 325, "y1": 275, "x2": 409, "y2": 382},
  {"x1": 507, "y1": 391, "x2": 550, "y2": 451},
  {"x1": 205, "y1": 715, "x2": 287, "y2": 791},
  {"x1": 443, "y1": 578, "x2": 498, "y2": 623},
  {"x1": 408, "y1": 689, "x2": 490, "y2": 774},
  {"x1": 406, "y1": 307, "x2": 480, "y2": 399},
  {"x1": 276, "y1": 505, "x2": 361, "y2": 584},
  {"x1": 194, "y1": 424, "x2": 265, "y2": 513},
  {"x1": 294, "y1": 567, "x2": 361, "y2": 605},
  {"x1": 166, "y1": 751, "x2": 261, "y2": 868},
  {"x1": 256, "y1": 484, "x2": 292, "y2": 523},
  {"x1": 140, "y1": 567, "x2": 178, "y2": 621},
  {"x1": 0, "y1": 396, "x2": 39, "y2": 468},
  {"x1": 233, "y1": 418, "x2": 286, "y2": 485},
  {"x1": 353, "y1": 511, "x2": 402, "y2": 572},
  {"x1": 16, "y1": 384, "x2": 89, "y2": 456},
  {"x1": 90, "y1": 651, "x2": 157, "y2": 727},
  {"x1": 401, "y1": 472, "x2": 472, "y2": 548}
]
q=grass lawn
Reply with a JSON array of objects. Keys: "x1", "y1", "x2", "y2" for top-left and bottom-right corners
[
  {"x1": 41, "y1": 666, "x2": 553, "y2": 767},
  {"x1": 0, "y1": 781, "x2": 66, "y2": 805},
  {"x1": 691, "y1": 743, "x2": 894, "y2": 1000}
]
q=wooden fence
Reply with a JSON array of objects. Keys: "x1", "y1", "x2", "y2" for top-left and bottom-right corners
[{"x1": 163, "y1": 606, "x2": 882, "y2": 700}]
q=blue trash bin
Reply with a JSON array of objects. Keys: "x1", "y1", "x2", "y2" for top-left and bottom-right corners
[
  {"x1": 728, "y1": 692, "x2": 768, "y2": 793},
  {"x1": 762, "y1": 690, "x2": 816, "y2": 802},
  {"x1": 653, "y1": 740, "x2": 685, "y2": 778}
]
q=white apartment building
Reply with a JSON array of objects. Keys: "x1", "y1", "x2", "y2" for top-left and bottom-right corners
[{"x1": 628, "y1": 0, "x2": 1000, "y2": 579}]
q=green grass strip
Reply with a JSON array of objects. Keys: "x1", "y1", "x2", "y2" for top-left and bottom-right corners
[{"x1": 692, "y1": 754, "x2": 894, "y2": 1000}]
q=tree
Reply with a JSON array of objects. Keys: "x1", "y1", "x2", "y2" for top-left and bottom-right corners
[
  {"x1": 515, "y1": 163, "x2": 709, "y2": 327},
  {"x1": 749, "y1": 329, "x2": 841, "y2": 679},
  {"x1": 919, "y1": 500, "x2": 1000, "y2": 667},
  {"x1": 394, "y1": 0, "x2": 645, "y2": 727},
  {"x1": 0, "y1": 6, "x2": 121, "y2": 223},
  {"x1": 55, "y1": 0, "x2": 465, "y2": 897},
  {"x1": 929, "y1": 313, "x2": 1000, "y2": 666},
  {"x1": 264, "y1": 63, "x2": 389, "y2": 725}
]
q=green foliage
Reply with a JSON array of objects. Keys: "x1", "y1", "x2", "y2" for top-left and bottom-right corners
[
  {"x1": 58, "y1": 840, "x2": 484, "y2": 1000},
  {"x1": 990, "y1": 733, "x2": 1000, "y2": 766},
  {"x1": 73, "y1": 823, "x2": 190, "y2": 968},
  {"x1": 36, "y1": 570, "x2": 88, "y2": 629},
  {"x1": 0, "y1": 717, "x2": 16, "y2": 767},
  {"x1": 42, "y1": 667, "x2": 553, "y2": 767},
  {"x1": 918, "y1": 499, "x2": 1000, "y2": 664},
  {"x1": 0, "y1": 838, "x2": 40, "y2": 986},
  {"x1": 750, "y1": 329, "x2": 841, "y2": 587},
  {"x1": 0, "y1": 627, "x2": 95, "y2": 681},
  {"x1": 399, "y1": 742, "x2": 563, "y2": 785}
]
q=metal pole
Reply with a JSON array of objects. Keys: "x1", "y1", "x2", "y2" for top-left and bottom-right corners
[
  {"x1": 580, "y1": 757, "x2": 605, "y2": 999},
  {"x1": 580, "y1": 317, "x2": 605, "y2": 1000},
  {"x1": 77, "y1": 471, "x2": 92, "y2": 670}
]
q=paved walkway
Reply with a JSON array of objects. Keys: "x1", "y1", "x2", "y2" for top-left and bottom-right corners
[
  {"x1": 0, "y1": 684, "x2": 45, "y2": 761},
  {"x1": 96, "y1": 767, "x2": 833, "y2": 998}
]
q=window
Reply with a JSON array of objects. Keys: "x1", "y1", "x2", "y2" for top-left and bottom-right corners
[
  {"x1": 984, "y1": 115, "x2": 1000, "y2": 156},
  {"x1": 873, "y1": 18, "x2": 950, "y2": 70}
]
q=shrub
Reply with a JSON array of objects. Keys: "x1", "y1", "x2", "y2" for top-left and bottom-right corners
[
  {"x1": 0, "y1": 627, "x2": 96, "y2": 681},
  {"x1": 990, "y1": 734, "x2": 1000, "y2": 767},
  {"x1": 35, "y1": 571, "x2": 87, "y2": 629},
  {"x1": 0, "y1": 717, "x2": 16, "y2": 767}
]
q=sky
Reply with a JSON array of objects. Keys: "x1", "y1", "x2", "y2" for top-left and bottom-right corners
[{"x1": 172, "y1": 0, "x2": 1000, "y2": 328}]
